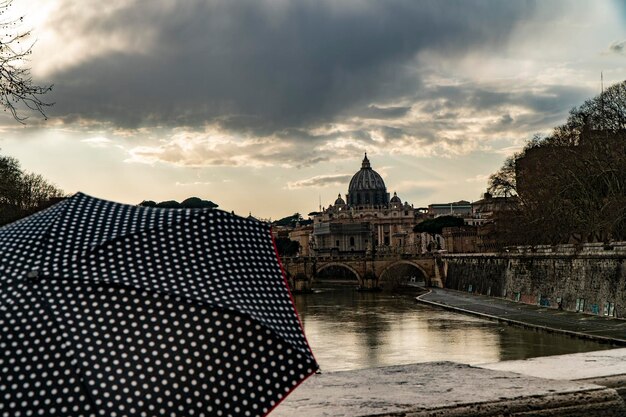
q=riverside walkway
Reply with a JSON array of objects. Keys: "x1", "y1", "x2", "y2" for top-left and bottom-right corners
[{"x1": 417, "y1": 287, "x2": 626, "y2": 345}]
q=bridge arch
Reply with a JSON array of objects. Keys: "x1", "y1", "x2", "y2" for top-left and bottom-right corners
[
  {"x1": 378, "y1": 260, "x2": 430, "y2": 287},
  {"x1": 315, "y1": 262, "x2": 361, "y2": 283}
]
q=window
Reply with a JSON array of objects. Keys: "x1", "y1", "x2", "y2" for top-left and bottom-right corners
[
  {"x1": 350, "y1": 237, "x2": 355, "y2": 246},
  {"x1": 335, "y1": 240, "x2": 340, "y2": 247}
]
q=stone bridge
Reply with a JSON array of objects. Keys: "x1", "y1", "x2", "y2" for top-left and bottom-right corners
[{"x1": 281, "y1": 253, "x2": 443, "y2": 291}]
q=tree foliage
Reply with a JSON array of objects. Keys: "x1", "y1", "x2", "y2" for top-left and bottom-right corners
[
  {"x1": 274, "y1": 237, "x2": 300, "y2": 257},
  {"x1": 272, "y1": 213, "x2": 303, "y2": 227},
  {"x1": 413, "y1": 215, "x2": 464, "y2": 235},
  {"x1": 0, "y1": 152, "x2": 64, "y2": 225},
  {"x1": 180, "y1": 197, "x2": 218, "y2": 209},
  {"x1": 0, "y1": 0, "x2": 52, "y2": 122},
  {"x1": 488, "y1": 80, "x2": 626, "y2": 245},
  {"x1": 138, "y1": 197, "x2": 218, "y2": 209}
]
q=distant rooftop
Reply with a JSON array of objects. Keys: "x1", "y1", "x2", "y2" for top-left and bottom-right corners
[{"x1": 428, "y1": 200, "x2": 471, "y2": 208}]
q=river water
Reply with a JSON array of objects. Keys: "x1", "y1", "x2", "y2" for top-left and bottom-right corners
[{"x1": 293, "y1": 286, "x2": 613, "y2": 372}]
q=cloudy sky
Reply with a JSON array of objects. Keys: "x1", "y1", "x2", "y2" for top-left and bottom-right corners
[{"x1": 1, "y1": 0, "x2": 625, "y2": 219}]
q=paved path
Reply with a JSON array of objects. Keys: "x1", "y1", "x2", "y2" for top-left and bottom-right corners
[{"x1": 417, "y1": 288, "x2": 626, "y2": 345}]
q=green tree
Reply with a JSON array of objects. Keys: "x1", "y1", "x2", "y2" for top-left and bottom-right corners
[
  {"x1": 413, "y1": 216, "x2": 464, "y2": 235},
  {"x1": 156, "y1": 200, "x2": 182, "y2": 209},
  {"x1": 138, "y1": 197, "x2": 218, "y2": 209},
  {"x1": 180, "y1": 197, "x2": 218, "y2": 209},
  {"x1": 274, "y1": 237, "x2": 300, "y2": 257},
  {"x1": 273, "y1": 213, "x2": 303, "y2": 227}
]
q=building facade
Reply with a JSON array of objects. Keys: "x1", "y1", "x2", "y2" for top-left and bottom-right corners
[
  {"x1": 428, "y1": 201, "x2": 472, "y2": 217},
  {"x1": 310, "y1": 154, "x2": 426, "y2": 255},
  {"x1": 441, "y1": 191, "x2": 521, "y2": 253}
]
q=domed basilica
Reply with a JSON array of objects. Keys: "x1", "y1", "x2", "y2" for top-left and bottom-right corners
[
  {"x1": 346, "y1": 154, "x2": 389, "y2": 206},
  {"x1": 310, "y1": 154, "x2": 423, "y2": 255}
]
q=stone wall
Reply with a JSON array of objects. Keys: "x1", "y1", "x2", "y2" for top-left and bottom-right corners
[
  {"x1": 444, "y1": 255, "x2": 507, "y2": 297},
  {"x1": 442, "y1": 226, "x2": 478, "y2": 254},
  {"x1": 442, "y1": 243, "x2": 626, "y2": 317}
]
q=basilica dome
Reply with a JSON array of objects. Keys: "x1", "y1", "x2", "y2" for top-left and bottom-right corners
[{"x1": 347, "y1": 154, "x2": 389, "y2": 206}]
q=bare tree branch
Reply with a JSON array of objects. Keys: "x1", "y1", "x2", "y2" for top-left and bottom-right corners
[
  {"x1": 0, "y1": 0, "x2": 52, "y2": 123},
  {"x1": 489, "y1": 81, "x2": 626, "y2": 246}
]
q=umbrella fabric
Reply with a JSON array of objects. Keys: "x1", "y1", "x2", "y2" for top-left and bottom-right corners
[{"x1": 0, "y1": 193, "x2": 318, "y2": 417}]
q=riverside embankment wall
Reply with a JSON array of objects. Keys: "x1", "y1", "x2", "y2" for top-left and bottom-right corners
[{"x1": 442, "y1": 242, "x2": 626, "y2": 317}]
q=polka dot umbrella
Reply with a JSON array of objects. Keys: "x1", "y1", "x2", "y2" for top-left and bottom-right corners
[{"x1": 0, "y1": 193, "x2": 318, "y2": 417}]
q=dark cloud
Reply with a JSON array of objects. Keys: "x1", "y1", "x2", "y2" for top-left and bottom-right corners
[
  {"x1": 378, "y1": 126, "x2": 407, "y2": 140},
  {"x1": 424, "y1": 84, "x2": 591, "y2": 115},
  {"x1": 484, "y1": 113, "x2": 513, "y2": 132},
  {"x1": 416, "y1": 83, "x2": 593, "y2": 135},
  {"x1": 118, "y1": 76, "x2": 596, "y2": 168},
  {"x1": 358, "y1": 105, "x2": 412, "y2": 120},
  {"x1": 609, "y1": 40, "x2": 626, "y2": 55},
  {"x1": 46, "y1": 0, "x2": 535, "y2": 133}
]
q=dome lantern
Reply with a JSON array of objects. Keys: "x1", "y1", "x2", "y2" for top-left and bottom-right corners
[{"x1": 361, "y1": 153, "x2": 371, "y2": 169}]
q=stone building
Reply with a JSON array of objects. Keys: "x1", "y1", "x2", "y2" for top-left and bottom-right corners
[
  {"x1": 288, "y1": 224, "x2": 313, "y2": 256},
  {"x1": 310, "y1": 154, "x2": 425, "y2": 255},
  {"x1": 428, "y1": 201, "x2": 472, "y2": 217},
  {"x1": 442, "y1": 192, "x2": 520, "y2": 253},
  {"x1": 442, "y1": 226, "x2": 478, "y2": 253}
]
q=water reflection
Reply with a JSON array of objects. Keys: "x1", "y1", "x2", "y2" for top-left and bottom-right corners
[{"x1": 294, "y1": 286, "x2": 612, "y2": 372}]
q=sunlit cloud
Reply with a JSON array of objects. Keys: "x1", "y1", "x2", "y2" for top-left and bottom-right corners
[
  {"x1": 81, "y1": 137, "x2": 113, "y2": 148},
  {"x1": 175, "y1": 181, "x2": 212, "y2": 187},
  {"x1": 286, "y1": 174, "x2": 353, "y2": 190},
  {"x1": 465, "y1": 174, "x2": 491, "y2": 183},
  {"x1": 29, "y1": 0, "x2": 160, "y2": 77}
]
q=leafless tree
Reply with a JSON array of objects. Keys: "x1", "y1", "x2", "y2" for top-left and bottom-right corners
[
  {"x1": 489, "y1": 81, "x2": 626, "y2": 245},
  {"x1": 488, "y1": 154, "x2": 517, "y2": 198},
  {"x1": 0, "y1": 0, "x2": 52, "y2": 122},
  {"x1": 0, "y1": 152, "x2": 64, "y2": 225}
]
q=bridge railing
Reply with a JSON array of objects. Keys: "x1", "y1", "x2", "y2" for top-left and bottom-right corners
[{"x1": 282, "y1": 252, "x2": 437, "y2": 263}]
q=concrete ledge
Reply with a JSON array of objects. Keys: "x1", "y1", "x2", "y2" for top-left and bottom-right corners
[
  {"x1": 273, "y1": 362, "x2": 625, "y2": 416},
  {"x1": 481, "y1": 348, "x2": 626, "y2": 380},
  {"x1": 580, "y1": 375, "x2": 626, "y2": 403},
  {"x1": 480, "y1": 349, "x2": 626, "y2": 403}
]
